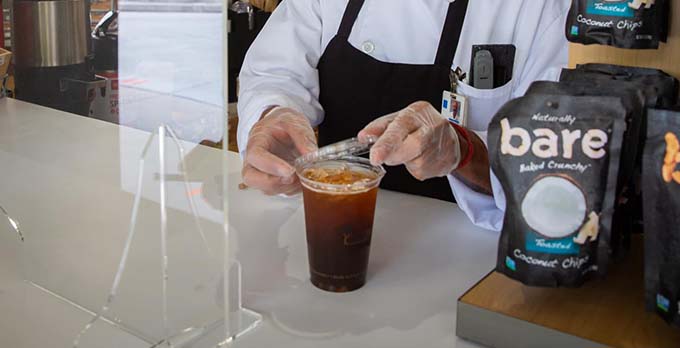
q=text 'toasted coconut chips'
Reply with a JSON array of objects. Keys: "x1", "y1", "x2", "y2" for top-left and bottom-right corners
[{"x1": 566, "y1": 0, "x2": 669, "y2": 49}]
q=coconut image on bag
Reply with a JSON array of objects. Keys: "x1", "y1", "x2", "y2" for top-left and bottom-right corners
[
  {"x1": 489, "y1": 94, "x2": 626, "y2": 287},
  {"x1": 642, "y1": 108, "x2": 680, "y2": 328},
  {"x1": 565, "y1": 0, "x2": 669, "y2": 49}
]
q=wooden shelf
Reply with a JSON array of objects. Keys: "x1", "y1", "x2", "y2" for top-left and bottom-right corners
[{"x1": 458, "y1": 236, "x2": 680, "y2": 348}]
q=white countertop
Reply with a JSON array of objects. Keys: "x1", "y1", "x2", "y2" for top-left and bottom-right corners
[{"x1": 0, "y1": 98, "x2": 498, "y2": 348}]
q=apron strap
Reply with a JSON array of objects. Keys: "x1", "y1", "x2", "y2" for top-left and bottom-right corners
[
  {"x1": 434, "y1": 0, "x2": 469, "y2": 67},
  {"x1": 337, "y1": 0, "x2": 366, "y2": 39}
]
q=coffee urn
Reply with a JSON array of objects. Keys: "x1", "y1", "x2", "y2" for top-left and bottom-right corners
[{"x1": 13, "y1": 0, "x2": 104, "y2": 116}]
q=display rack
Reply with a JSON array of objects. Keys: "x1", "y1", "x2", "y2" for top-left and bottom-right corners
[
  {"x1": 459, "y1": 5, "x2": 680, "y2": 346},
  {"x1": 456, "y1": 236, "x2": 680, "y2": 348}
]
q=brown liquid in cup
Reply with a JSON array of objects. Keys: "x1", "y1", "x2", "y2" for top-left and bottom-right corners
[{"x1": 301, "y1": 165, "x2": 381, "y2": 292}]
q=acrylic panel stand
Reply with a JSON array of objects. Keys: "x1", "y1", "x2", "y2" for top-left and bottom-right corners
[
  {"x1": 71, "y1": 125, "x2": 261, "y2": 347},
  {"x1": 8, "y1": 124, "x2": 260, "y2": 347},
  {"x1": 220, "y1": 1, "x2": 263, "y2": 342}
]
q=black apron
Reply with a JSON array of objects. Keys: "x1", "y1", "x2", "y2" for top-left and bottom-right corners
[{"x1": 317, "y1": 0, "x2": 468, "y2": 202}]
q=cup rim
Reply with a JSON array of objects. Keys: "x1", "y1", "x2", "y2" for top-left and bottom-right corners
[{"x1": 295, "y1": 156, "x2": 386, "y2": 193}]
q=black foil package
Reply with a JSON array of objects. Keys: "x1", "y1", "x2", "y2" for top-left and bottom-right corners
[
  {"x1": 526, "y1": 80, "x2": 643, "y2": 191},
  {"x1": 561, "y1": 64, "x2": 680, "y2": 229},
  {"x1": 490, "y1": 95, "x2": 626, "y2": 287},
  {"x1": 525, "y1": 80, "x2": 645, "y2": 255},
  {"x1": 560, "y1": 64, "x2": 680, "y2": 109},
  {"x1": 642, "y1": 108, "x2": 680, "y2": 328},
  {"x1": 566, "y1": 0, "x2": 669, "y2": 49}
]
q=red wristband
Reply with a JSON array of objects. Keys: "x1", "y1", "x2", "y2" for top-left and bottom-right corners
[{"x1": 449, "y1": 122, "x2": 474, "y2": 170}]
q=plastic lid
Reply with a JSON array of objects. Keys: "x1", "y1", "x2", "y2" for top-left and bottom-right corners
[{"x1": 294, "y1": 135, "x2": 377, "y2": 167}]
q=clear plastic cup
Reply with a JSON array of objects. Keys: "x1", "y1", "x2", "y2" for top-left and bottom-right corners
[{"x1": 296, "y1": 156, "x2": 385, "y2": 292}]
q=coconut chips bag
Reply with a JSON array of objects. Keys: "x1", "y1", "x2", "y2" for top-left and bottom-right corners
[
  {"x1": 642, "y1": 108, "x2": 680, "y2": 327},
  {"x1": 560, "y1": 64, "x2": 679, "y2": 109},
  {"x1": 490, "y1": 94, "x2": 626, "y2": 287},
  {"x1": 525, "y1": 80, "x2": 645, "y2": 256},
  {"x1": 566, "y1": 0, "x2": 669, "y2": 49}
]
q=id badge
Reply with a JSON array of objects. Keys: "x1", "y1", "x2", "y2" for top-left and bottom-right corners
[{"x1": 441, "y1": 90, "x2": 468, "y2": 127}]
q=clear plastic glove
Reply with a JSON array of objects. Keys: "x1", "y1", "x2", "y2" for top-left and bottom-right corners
[
  {"x1": 242, "y1": 106, "x2": 317, "y2": 195},
  {"x1": 358, "y1": 101, "x2": 461, "y2": 181}
]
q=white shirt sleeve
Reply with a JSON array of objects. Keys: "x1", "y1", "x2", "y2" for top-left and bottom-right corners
[
  {"x1": 236, "y1": 0, "x2": 324, "y2": 157},
  {"x1": 448, "y1": 4, "x2": 570, "y2": 232}
]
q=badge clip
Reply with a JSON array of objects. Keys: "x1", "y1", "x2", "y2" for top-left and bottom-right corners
[{"x1": 443, "y1": 67, "x2": 469, "y2": 126}]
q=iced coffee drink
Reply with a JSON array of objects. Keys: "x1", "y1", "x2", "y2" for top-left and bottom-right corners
[{"x1": 297, "y1": 157, "x2": 385, "y2": 292}]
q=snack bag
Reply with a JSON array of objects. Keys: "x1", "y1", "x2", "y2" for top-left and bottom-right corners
[
  {"x1": 561, "y1": 64, "x2": 680, "y2": 231},
  {"x1": 642, "y1": 108, "x2": 680, "y2": 327},
  {"x1": 526, "y1": 80, "x2": 645, "y2": 255},
  {"x1": 526, "y1": 80, "x2": 643, "y2": 193},
  {"x1": 566, "y1": 0, "x2": 669, "y2": 49},
  {"x1": 490, "y1": 94, "x2": 626, "y2": 287},
  {"x1": 560, "y1": 64, "x2": 679, "y2": 109}
]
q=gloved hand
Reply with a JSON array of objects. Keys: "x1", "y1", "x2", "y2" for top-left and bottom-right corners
[
  {"x1": 242, "y1": 106, "x2": 318, "y2": 195},
  {"x1": 250, "y1": 0, "x2": 278, "y2": 12},
  {"x1": 358, "y1": 101, "x2": 462, "y2": 181}
]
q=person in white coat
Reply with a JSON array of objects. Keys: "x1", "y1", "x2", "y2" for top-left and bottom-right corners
[{"x1": 237, "y1": 0, "x2": 571, "y2": 231}]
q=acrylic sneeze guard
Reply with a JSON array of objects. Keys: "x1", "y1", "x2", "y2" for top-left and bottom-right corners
[{"x1": 4, "y1": 3, "x2": 260, "y2": 347}]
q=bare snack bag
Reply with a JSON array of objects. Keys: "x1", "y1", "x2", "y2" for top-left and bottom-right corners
[
  {"x1": 490, "y1": 95, "x2": 626, "y2": 287},
  {"x1": 642, "y1": 108, "x2": 680, "y2": 327},
  {"x1": 525, "y1": 80, "x2": 645, "y2": 255},
  {"x1": 566, "y1": 0, "x2": 669, "y2": 49},
  {"x1": 526, "y1": 80, "x2": 644, "y2": 194},
  {"x1": 561, "y1": 64, "x2": 680, "y2": 231},
  {"x1": 560, "y1": 64, "x2": 679, "y2": 109}
]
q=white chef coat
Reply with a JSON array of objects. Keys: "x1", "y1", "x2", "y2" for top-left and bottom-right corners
[{"x1": 237, "y1": 0, "x2": 571, "y2": 231}]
